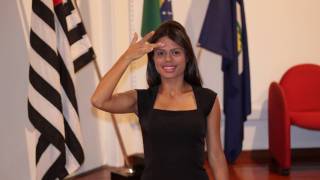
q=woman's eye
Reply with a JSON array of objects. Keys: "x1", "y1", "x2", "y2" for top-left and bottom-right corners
[
  {"x1": 172, "y1": 49, "x2": 182, "y2": 56},
  {"x1": 156, "y1": 50, "x2": 165, "y2": 56}
]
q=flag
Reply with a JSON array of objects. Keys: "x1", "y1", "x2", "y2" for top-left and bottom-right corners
[
  {"x1": 28, "y1": 0, "x2": 95, "y2": 179},
  {"x1": 198, "y1": 0, "x2": 251, "y2": 163},
  {"x1": 160, "y1": 0, "x2": 173, "y2": 22},
  {"x1": 141, "y1": 0, "x2": 173, "y2": 36}
]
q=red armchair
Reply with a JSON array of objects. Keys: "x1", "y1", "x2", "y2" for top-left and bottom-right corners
[{"x1": 268, "y1": 64, "x2": 320, "y2": 175}]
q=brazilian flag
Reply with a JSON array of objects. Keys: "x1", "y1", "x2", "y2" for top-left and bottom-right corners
[{"x1": 141, "y1": 0, "x2": 173, "y2": 36}]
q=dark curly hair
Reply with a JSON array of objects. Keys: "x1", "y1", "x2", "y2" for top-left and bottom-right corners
[{"x1": 146, "y1": 20, "x2": 202, "y2": 87}]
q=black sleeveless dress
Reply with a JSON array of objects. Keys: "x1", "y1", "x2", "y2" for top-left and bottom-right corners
[{"x1": 136, "y1": 86, "x2": 217, "y2": 180}]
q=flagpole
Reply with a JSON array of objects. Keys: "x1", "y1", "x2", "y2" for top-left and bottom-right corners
[
  {"x1": 196, "y1": 44, "x2": 203, "y2": 61},
  {"x1": 16, "y1": 0, "x2": 30, "y2": 49},
  {"x1": 128, "y1": 0, "x2": 137, "y2": 89},
  {"x1": 74, "y1": 0, "x2": 132, "y2": 169}
]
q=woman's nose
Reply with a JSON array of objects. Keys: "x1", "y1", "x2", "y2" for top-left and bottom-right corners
[{"x1": 165, "y1": 53, "x2": 172, "y2": 62}]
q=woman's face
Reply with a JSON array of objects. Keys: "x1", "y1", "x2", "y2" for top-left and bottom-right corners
[{"x1": 153, "y1": 36, "x2": 186, "y2": 81}]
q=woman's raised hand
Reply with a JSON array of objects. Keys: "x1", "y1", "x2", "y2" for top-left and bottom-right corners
[{"x1": 121, "y1": 31, "x2": 164, "y2": 62}]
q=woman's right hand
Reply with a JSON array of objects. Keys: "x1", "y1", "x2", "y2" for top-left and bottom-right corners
[
  {"x1": 120, "y1": 31, "x2": 164, "y2": 62},
  {"x1": 91, "y1": 31, "x2": 163, "y2": 114}
]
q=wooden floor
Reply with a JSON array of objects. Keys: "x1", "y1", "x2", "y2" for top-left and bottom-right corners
[{"x1": 68, "y1": 149, "x2": 320, "y2": 180}]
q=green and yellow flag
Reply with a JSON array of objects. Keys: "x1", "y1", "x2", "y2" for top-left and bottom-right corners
[{"x1": 141, "y1": 0, "x2": 173, "y2": 36}]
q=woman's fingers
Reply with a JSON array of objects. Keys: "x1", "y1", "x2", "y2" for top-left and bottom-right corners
[
  {"x1": 130, "y1": 32, "x2": 138, "y2": 45},
  {"x1": 126, "y1": 31, "x2": 164, "y2": 60},
  {"x1": 133, "y1": 31, "x2": 164, "y2": 50},
  {"x1": 150, "y1": 42, "x2": 164, "y2": 49},
  {"x1": 146, "y1": 42, "x2": 164, "y2": 51},
  {"x1": 141, "y1": 42, "x2": 164, "y2": 54},
  {"x1": 140, "y1": 31, "x2": 155, "y2": 43}
]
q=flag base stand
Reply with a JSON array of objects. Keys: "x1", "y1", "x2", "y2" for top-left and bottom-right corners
[{"x1": 111, "y1": 153, "x2": 144, "y2": 180}]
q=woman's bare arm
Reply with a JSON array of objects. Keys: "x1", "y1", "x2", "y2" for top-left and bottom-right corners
[
  {"x1": 206, "y1": 98, "x2": 229, "y2": 180},
  {"x1": 91, "y1": 31, "x2": 163, "y2": 114}
]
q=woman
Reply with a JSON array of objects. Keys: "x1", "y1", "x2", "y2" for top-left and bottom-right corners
[{"x1": 91, "y1": 20, "x2": 229, "y2": 180}]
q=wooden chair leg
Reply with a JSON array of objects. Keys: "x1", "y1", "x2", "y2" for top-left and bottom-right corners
[
  {"x1": 269, "y1": 157, "x2": 290, "y2": 176},
  {"x1": 277, "y1": 167, "x2": 290, "y2": 176}
]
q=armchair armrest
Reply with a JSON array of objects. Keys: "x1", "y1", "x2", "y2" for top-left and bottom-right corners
[{"x1": 268, "y1": 82, "x2": 291, "y2": 169}]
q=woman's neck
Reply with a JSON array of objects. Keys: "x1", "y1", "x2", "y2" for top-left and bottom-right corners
[{"x1": 159, "y1": 80, "x2": 191, "y2": 97}]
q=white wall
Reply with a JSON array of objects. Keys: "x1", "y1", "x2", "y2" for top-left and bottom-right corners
[
  {"x1": 1, "y1": 0, "x2": 320, "y2": 179},
  {"x1": 243, "y1": 0, "x2": 320, "y2": 149},
  {"x1": 0, "y1": 1, "x2": 31, "y2": 179}
]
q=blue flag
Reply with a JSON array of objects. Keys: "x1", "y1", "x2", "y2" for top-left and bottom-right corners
[{"x1": 198, "y1": 0, "x2": 251, "y2": 163}]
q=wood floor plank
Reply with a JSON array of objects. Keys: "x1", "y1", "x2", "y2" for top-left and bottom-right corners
[{"x1": 68, "y1": 149, "x2": 320, "y2": 180}]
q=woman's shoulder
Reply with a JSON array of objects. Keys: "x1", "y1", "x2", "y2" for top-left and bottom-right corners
[
  {"x1": 135, "y1": 86, "x2": 158, "y2": 96},
  {"x1": 194, "y1": 86, "x2": 217, "y2": 98},
  {"x1": 135, "y1": 86, "x2": 158, "y2": 118},
  {"x1": 193, "y1": 86, "x2": 217, "y2": 116},
  {"x1": 135, "y1": 86, "x2": 159, "y2": 105}
]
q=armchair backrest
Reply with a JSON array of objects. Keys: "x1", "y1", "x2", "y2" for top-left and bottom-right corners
[{"x1": 280, "y1": 64, "x2": 320, "y2": 112}]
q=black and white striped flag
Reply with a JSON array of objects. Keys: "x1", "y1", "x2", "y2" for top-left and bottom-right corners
[{"x1": 28, "y1": 0, "x2": 94, "y2": 179}]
